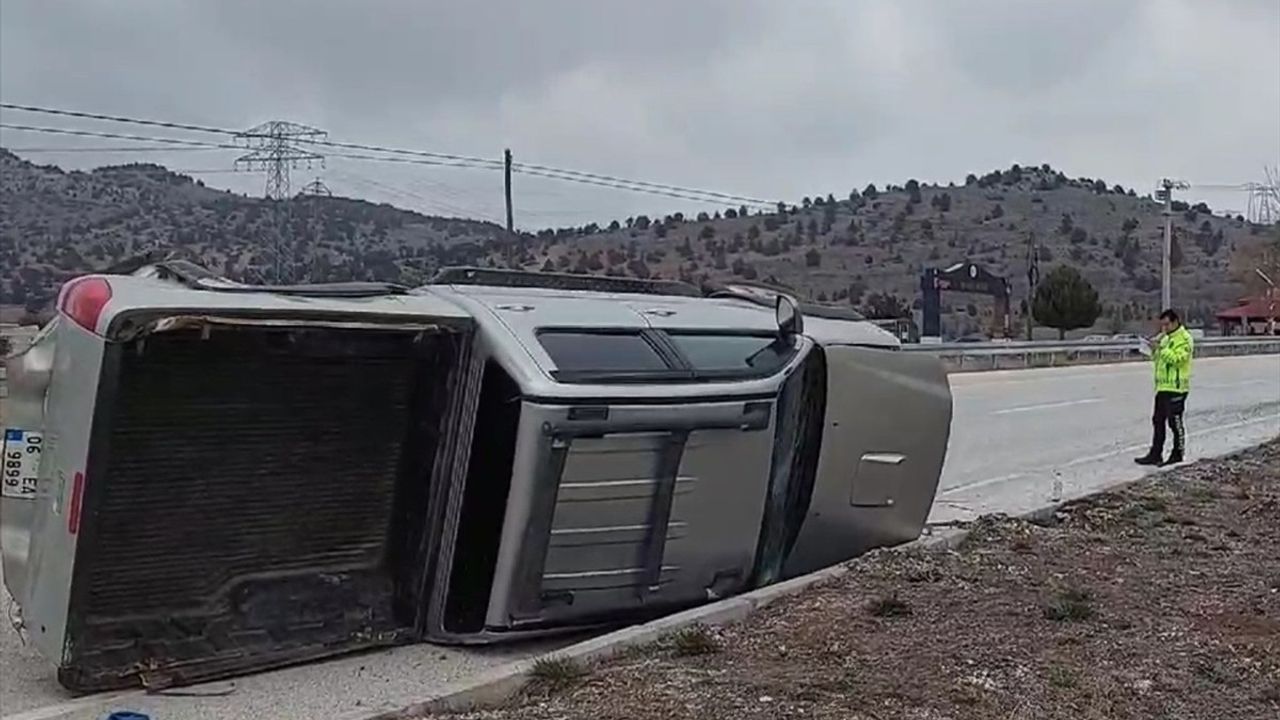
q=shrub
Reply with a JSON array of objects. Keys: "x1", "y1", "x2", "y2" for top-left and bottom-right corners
[
  {"x1": 867, "y1": 592, "x2": 912, "y2": 618},
  {"x1": 1043, "y1": 587, "x2": 1095, "y2": 622},
  {"x1": 670, "y1": 626, "x2": 722, "y2": 657}
]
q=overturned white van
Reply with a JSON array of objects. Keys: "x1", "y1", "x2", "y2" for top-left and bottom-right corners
[{"x1": 1, "y1": 263, "x2": 951, "y2": 691}]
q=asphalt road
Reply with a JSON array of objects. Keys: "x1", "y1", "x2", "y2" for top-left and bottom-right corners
[
  {"x1": 931, "y1": 354, "x2": 1280, "y2": 524},
  {"x1": 3, "y1": 355, "x2": 1278, "y2": 720}
]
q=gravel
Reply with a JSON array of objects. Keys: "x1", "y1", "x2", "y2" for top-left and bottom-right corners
[{"x1": 430, "y1": 438, "x2": 1280, "y2": 720}]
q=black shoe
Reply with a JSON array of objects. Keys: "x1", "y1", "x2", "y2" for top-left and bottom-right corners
[
  {"x1": 1134, "y1": 453, "x2": 1162, "y2": 466},
  {"x1": 1161, "y1": 451, "x2": 1184, "y2": 466}
]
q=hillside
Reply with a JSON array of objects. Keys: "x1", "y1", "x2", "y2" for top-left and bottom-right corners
[
  {"x1": 0, "y1": 148, "x2": 512, "y2": 315},
  {"x1": 522, "y1": 166, "x2": 1276, "y2": 336},
  {"x1": 2, "y1": 150, "x2": 1275, "y2": 335}
]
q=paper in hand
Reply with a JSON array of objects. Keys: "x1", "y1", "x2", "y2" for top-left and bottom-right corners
[{"x1": 1137, "y1": 336, "x2": 1154, "y2": 358}]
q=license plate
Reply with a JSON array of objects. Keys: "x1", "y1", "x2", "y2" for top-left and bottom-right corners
[{"x1": 2, "y1": 428, "x2": 43, "y2": 499}]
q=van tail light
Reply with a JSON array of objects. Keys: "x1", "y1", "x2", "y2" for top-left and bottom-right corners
[{"x1": 59, "y1": 276, "x2": 113, "y2": 333}]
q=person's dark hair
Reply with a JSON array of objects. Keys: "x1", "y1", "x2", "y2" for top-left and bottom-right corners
[{"x1": 1159, "y1": 309, "x2": 1180, "y2": 323}]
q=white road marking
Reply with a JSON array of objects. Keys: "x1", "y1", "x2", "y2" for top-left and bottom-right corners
[
  {"x1": 1195, "y1": 379, "x2": 1276, "y2": 390},
  {"x1": 949, "y1": 362, "x2": 1152, "y2": 387},
  {"x1": 950, "y1": 355, "x2": 1275, "y2": 389},
  {"x1": 939, "y1": 471, "x2": 1027, "y2": 495},
  {"x1": 939, "y1": 414, "x2": 1280, "y2": 499},
  {"x1": 992, "y1": 398, "x2": 1104, "y2": 415}
]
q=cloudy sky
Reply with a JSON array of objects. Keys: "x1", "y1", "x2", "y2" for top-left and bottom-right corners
[{"x1": 1, "y1": 0, "x2": 1277, "y2": 228}]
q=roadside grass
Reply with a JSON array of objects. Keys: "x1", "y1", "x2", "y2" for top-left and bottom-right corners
[
  {"x1": 866, "y1": 592, "x2": 912, "y2": 618},
  {"x1": 526, "y1": 656, "x2": 588, "y2": 695},
  {"x1": 1046, "y1": 664, "x2": 1080, "y2": 690},
  {"x1": 1043, "y1": 587, "x2": 1096, "y2": 622},
  {"x1": 669, "y1": 625, "x2": 721, "y2": 657}
]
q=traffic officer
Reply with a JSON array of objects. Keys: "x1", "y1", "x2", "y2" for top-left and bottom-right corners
[{"x1": 1135, "y1": 309, "x2": 1194, "y2": 466}]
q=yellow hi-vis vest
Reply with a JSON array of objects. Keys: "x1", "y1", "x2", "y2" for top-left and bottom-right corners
[{"x1": 1154, "y1": 325, "x2": 1193, "y2": 393}]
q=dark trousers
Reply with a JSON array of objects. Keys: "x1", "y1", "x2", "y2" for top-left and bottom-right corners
[{"x1": 1150, "y1": 391, "x2": 1188, "y2": 455}]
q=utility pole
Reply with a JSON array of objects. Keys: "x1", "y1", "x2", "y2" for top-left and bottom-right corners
[
  {"x1": 1025, "y1": 232, "x2": 1040, "y2": 340},
  {"x1": 504, "y1": 148, "x2": 514, "y2": 235},
  {"x1": 1259, "y1": 268, "x2": 1278, "y2": 336},
  {"x1": 1157, "y1": 178, "x2": 1189, "y2": 312}
]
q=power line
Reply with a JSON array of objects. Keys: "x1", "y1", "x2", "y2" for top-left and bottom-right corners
[
  {"x1": 76, "y1": 166, "x2": 260, "y2": 176},
  {"x1": 400, "y1": 174, "x2": 493, "y2": 204},
  {"x1": 512, "y1": 161, "x2": 772, "y2": 205},
  {"x1": 0, "y1": 123, "x2": 237, "y2": 149},
  {"x1": 511, "y1": 165, "x2": 775, "y2": 207},
  {"x1": 328, "y1": 168, "x2": 501, "y2": 223},
  {"x1": 0, "y1": 104, "x2": 498, "y2": 168},
  {"x1": 298, "y1": 136, "x2": 503, "y2": 168},
  {"x1": 326, "y1": 149, "x2": 500, "y2": 171},
  {"x1": 1, "y1": 102, "x2": 778, "y2": 207},
  {"x1": 175, "y1": 168, "x2": 250, "y2": 174},
  {"x1": 1187, "y1": 173, "x2": 1280, "y2": 223},
  {"x1": 2, "y1": 145, "x2": 221, "y2": 153},
  {"x1": 295, "y1": 135, "x2": 770, "y2": 205},
  {"x1": 296, "y1": 134, "x2": 773, "y2": 206},
  {"x1": 329, "y1": 149, "x2": 767, "y2": 206},
  {"x1": 1, "y1": 122, "x2": 498, "y2": 212},
  {"x1": 321, "y1": 144, "x2": 747, "y2": 203},
  {"x1": 400, "y1": 177, "x2": 505, "y2": 218},
  {"x1": 0, "y1": 102, "x2": 232, "y2": 136}
]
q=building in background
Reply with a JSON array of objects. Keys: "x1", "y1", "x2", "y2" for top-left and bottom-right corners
[{"x1": 1215, "y1": 289, "x2": 1279, "y2": 336}]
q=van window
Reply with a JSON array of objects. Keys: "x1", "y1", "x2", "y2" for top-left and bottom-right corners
[
  {"x1": 539, "y1": 331, "x2": 668, "y2": 373},
  {"x1": 668, "y1": 334, "x2": 790, "y2": 374}
]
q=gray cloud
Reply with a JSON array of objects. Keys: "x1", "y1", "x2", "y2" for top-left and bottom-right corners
[{"x1": 2, "y1": 0, "x2": 1277, "y2": 226}]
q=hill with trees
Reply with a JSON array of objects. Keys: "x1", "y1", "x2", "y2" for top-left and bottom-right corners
[
  {"x1": 0, "y1": 149, "x2": 511, "y2": 319},
  {"x1": 2, "y1": 150, "x2": 1275, "y2": 336}
]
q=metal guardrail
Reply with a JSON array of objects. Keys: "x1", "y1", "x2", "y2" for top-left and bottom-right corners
[
  {"x1": 903, "y1": 336, "x2": 1280, "y2": 371},
  {"x1": 1, "y1": 325, "x2": 40, "y2": 400},
  {"x1": 901, "y1": 336, "x2": 1280, "y2": 352}
]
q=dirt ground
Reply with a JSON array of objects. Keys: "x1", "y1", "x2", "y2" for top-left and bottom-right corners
[{"x1": 433, "y1": 439, "x2": 1280, "y2": 720}]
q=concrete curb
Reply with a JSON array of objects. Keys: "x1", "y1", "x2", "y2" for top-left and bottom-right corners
[
  {"x1": 367, "y1": 454, "x2": 1238, "y2": 719},
  {"x1": 360, "y1": 527, "x2": 968, "y2": 719}
]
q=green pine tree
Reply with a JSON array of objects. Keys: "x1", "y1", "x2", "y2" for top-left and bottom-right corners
[{"x1": 1032, "y1": 266, "x2": 1103, "y2": 340}]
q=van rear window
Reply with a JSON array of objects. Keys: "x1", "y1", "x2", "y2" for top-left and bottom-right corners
[{"x1": 538, "y1": 332, "x2": 669, "y2": 373}]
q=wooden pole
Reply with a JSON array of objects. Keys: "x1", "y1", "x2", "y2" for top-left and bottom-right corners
[{"x1": 504, "y1": 148, "x2": 514, "y2": 235}]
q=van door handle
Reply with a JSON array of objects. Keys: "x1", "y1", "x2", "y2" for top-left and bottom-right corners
[{"x1": 862, "y1": 452, "x2": 906, "y2": 465}]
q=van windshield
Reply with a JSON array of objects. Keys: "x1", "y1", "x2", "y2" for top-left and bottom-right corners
[
  {"x1": 668, "y1": 334, "x2": 790, "y2": 374},
  {"x1": 537, "y1": 329, "x2": 794, "y2": 383},
  {"x1": 538, "y1": 331, "x2": 669, "y2": 373}
]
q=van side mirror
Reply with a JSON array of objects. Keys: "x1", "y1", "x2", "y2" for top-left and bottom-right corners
[{"x1": 775, "y1": 294, "x2": 804, "y2": 337}]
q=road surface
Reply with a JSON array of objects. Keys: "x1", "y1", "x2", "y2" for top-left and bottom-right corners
[
  {"x1": 932, "y1": 354, "x2": 1280, "y2": 524},
  {"x1": 3, "y1": 354, "x2": 1277, "y2": 720}
]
